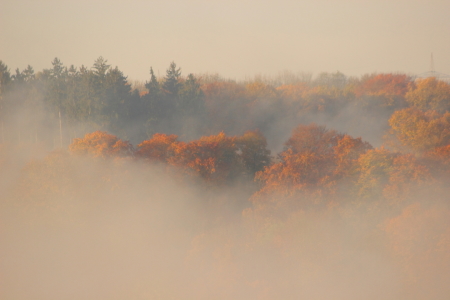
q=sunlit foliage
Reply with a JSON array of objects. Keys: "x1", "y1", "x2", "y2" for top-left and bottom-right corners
[
  {"x1": 252, "y1": 124, "x2": 372, "y2": 212},
  {"x1": 136, "y1": 133, "x2": 179, "y2": 162},
  {"x1": 69, "y1": 131, "x2": 133, "y2": 158},
  {"x1": 387, "y1": 107, "x2": 450, "y2": 154},
  {"x1": 136, "y1": 131, "x2": 271, "y2": 184},
  {"x1": 406, "y1": 77, "x2": 450, "y2": 113}
]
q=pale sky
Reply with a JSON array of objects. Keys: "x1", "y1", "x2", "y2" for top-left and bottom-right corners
[{"x1": 1, "y1": 0, "x2": 450, "y2": 81}]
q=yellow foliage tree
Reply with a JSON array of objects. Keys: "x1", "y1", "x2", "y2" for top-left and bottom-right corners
[
  {"x1": 245, "y1": 81, "x2": 278, "y2": 101},
  {"x1": 276, "y1": 83, "x2": 309, "y2": 103},
  {"x1": 387, "y1": 108, "x2": 450, "y2": 154},
  {"x1": 406, "y1": 77, "x2": 450, "y2": 113},
  {"x1": 356, "y1": 147, "x2": 395, "y2": 200}
]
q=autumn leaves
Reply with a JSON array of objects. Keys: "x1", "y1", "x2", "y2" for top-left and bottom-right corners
[
  {"x1": 66, "y1": 111, "x2": 450, "y2": 217},
  {"x1": 70, "y1": 131, "x2": 134, "y2": 158},
  {"x1": 70, "y1": 130, "x2": 271, "y2": 185}
]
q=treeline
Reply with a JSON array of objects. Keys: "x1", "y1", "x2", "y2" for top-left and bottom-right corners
[{"x1": 3, "y1": 57, "x2": 449, "y2": 149}]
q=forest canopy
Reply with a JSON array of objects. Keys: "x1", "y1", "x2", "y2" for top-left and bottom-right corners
[{"x1": 1, "y1": 57, "x2": 450, "y2": 300}]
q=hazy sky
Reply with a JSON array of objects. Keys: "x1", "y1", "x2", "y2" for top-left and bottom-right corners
[{"x1": 1, "y1": 0, "x2": 450, "y2": 81}]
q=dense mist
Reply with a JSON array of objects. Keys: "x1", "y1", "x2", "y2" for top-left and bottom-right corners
[{"x1": 1, "y1": 59, "x2": 450, "y2": 299}]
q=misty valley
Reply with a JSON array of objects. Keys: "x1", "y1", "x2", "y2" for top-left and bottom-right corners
[{"x1": 1, "y1": 58, "x2": 450, "y2": 299}]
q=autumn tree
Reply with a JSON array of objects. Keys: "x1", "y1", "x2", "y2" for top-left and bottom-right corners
[
  {"x1": 353, "y1": 73, "x2": 410, "y2": 107},
  {"x1": 172, "y1": 132, "x2": 241, "y2": 184},
  {"x1": 382, "y1": 154, "x2": 431, "y2": 205},
  {"x1": 276, "y1": 83, "x2": 309, "y2": 103},
  {"x1": 333, "y1": 134, "x2": 374, "y2": 177},
  {"x1": 285, "y1": 123, "x2": 342, "y2": 155},
  {"x1": 354, "y1": 146, "x2": 432, "y2": 209},
  {"x1": 252, "y1": 124, "x2": 372, "y2": 211},
  {"x1": 69, "y1": 131, "x2": 133, "y2": 158},
  {"x1": 136, "y1": 133, "x2": 180, "y2": 162},
  {"x1": 386, "y1": 107, "x2": 450, "y2": 154},
  {"x1": 245, "y1": 81, "x2": 278, "y2": 102},
  {"x1": 136, "y1": 131, "x2": 271, "y2": 184},
  {"x1": 406, "y1": 77, "x2": 450, "y2": 113},
  {"x1": 347, "y1": 73, "x2": 412, "y2": 142},
  {"x1": 355, "y1": 147, "x2": 395, "y2": 201}
]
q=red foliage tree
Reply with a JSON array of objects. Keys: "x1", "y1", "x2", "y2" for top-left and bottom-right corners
[
  {"x1": 355, "y1": 73, "x2": 410, "y2": 98},
  {"x1": 252, "y1": 124, "x2": 372, "y2": 210}
]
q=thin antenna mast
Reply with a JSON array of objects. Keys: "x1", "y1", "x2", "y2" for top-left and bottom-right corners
[{"x1": 417, "y1": 53, "x2": 450, "y2": 83}]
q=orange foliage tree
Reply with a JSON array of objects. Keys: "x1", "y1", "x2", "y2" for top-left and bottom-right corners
[
  {"x1": 354, "y1": 73, "x2": 410, "y2": 98},
  {"x1": 135, "y1": 133, "x2": 180, "y2": 162},
  {"x1": 353, "y1": 73, "x2": 410, "y2": 109},
  {"x1": 172, "y1": 132, "x2": 241, "y2": 184},
  {"x1": 69, "y1": 131, "x2": 133, "y2": 158},
  {"x1": 136, "y1": 131, "x2": 271, "y2": 185},
  {"x1": 252, "y1": 124, "x2": 372, "y2": 211}
]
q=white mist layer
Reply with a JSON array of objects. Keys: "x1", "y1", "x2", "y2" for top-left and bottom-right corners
[{"x1": 1, "y1": 153, "x2": 450, "y2": 300}]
